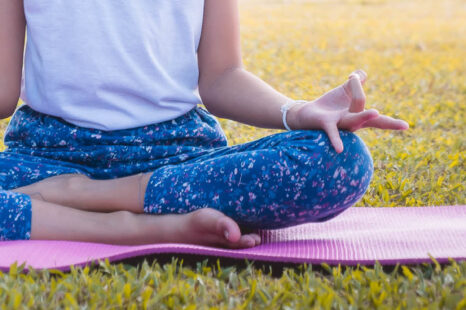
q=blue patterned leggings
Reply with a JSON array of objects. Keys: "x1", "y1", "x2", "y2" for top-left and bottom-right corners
[{"x1": 1, "y1": 104, "x2": 373, "y2": 240}]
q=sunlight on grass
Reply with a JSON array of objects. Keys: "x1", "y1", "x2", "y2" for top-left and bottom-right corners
[
  {"x1": 0, "y1": 1, "x2": 464, "y2": 307},
  {"x1": 1, "y1": 258, "x2": 465, "y2": 308},
  {"x1": 222, "y1": 0, "x2": 465, "y2": 207}
]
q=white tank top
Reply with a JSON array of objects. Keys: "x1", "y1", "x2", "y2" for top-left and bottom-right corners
[{"x1": 20, "y1": 0, "x2": 205, "y2": 130}]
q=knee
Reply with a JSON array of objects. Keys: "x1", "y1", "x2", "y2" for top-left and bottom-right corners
[
  {"x1": 312, "y1": 131, "x2": 373, "y2": 220},
  {"x1": 318, "y1": 130, "x2": 374, "y2": 205},
  {"x1": 339, "y1": 131, "x2": 374, "y2": 186},
  {"x1": 282, "y1": 130, "x2": 373, "y2": 223},
  {"x1": 283, "y1": 129, "x2": 374, "y2": 183},
  {"x1": 239, "y1": 130, "x2": 374, "y2": 229}
]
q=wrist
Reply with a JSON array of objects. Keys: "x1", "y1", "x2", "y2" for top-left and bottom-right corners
[
  {"x1": 287, "y1": 103, "x2": 304, "y2": 130},
  {"x1": 281, "y1": 99, "x2": 306, "y2": 130}
]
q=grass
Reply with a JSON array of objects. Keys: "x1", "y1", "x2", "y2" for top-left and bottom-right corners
[
  {"x1": 1, "y1": 0, "x2": 465, "y2": 308},
  {"x1": 1, "y1": 259, "x2": 465, "y2": 309}
]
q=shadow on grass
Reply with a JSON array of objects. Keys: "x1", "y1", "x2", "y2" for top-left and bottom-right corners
[{"x1": 114, "y1": 253, "x2": 459, "y2": 278}]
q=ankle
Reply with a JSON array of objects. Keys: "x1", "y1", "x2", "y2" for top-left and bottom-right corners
[
  {"x1": 135, "y1": 212, "x2": 186, "y2": 244},
  {"x1": 112, "y1": 211, "x2": 148, "y2": 243}
]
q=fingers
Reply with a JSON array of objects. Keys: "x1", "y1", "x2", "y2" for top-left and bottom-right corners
[
  {"x1": 343, "y1": 69, "x2": 367, "y2": 113},
  {"x1": 339, "y1": 109, "x2": 379, "y2": 131},
  {"x1": 323, "y1": 123, "x2": 343, "y2": 153},
  {"x1": 349, "y1": 69, "x2": 367, "y2": 85},
  {"x1": 361, "y1": 115, "x2": 409, "y2": 130},
  {"x1": 347, "y1": 75, "x2": 366, "y2": 113},
  {"x1": 361, "y1": 114, "x2": 410, "y2": 130}
]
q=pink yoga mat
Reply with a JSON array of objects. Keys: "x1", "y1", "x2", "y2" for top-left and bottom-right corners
[{"x1": 1, "y1": 206, "x2": 465, "y2": 271}]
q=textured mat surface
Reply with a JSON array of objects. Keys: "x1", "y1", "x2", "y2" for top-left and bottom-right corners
[{"x1": 1, "y1": 206, "x2": 465, "y2": 271}]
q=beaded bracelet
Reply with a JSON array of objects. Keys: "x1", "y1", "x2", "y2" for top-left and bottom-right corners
[{"x1": 280, "y1": 99, "x2": 308, "y2": 131}]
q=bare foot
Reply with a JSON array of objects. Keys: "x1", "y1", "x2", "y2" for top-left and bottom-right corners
[
  {"x1": 180, "y1": 208, "x2": 261, "y2": 248},
  {"x1": 24, "y1": 176, "x2": 262, "y2": 248},
  {"x1": 33, "y1": 202, "x2": 261, "y2": 248},
  {"x1": 157, "y1": 208, "x2": 261, "y2": 249}
]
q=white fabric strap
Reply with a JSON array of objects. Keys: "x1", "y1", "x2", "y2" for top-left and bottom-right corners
[{"x1": 280, "y1": 99, "x2": 308, "y2": 131}]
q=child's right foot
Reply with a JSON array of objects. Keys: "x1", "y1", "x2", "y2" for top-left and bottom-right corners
[
  {"x1": 139, "y1": 208, "x2": 261, "y2": 249},
  {"x1": 30, "y1": 199, "x2": 261, "y2": 249}
]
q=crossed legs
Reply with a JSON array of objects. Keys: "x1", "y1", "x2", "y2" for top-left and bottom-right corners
[
  {"x1": 12, "y1": 129, "x2": 374, "y2": 248},
  {"x1": 13, "y1": 174, "x2": 261, "y2": 248}
]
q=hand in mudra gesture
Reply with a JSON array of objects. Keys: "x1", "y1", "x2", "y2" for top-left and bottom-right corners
[{"x1": 289, "y1": 69, "x2": 409, "y2": 153}]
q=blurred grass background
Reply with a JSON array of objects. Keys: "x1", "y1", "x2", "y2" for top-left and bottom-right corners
[
  {"x1": 1, "y1": 0, "x2": 465, "y2": 308},
  {"x1": 221, "y1": 0, "x2": 465, "y2": 208}
]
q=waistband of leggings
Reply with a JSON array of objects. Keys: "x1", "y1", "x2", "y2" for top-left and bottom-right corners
[
  {"x1": 12, "y1": 104, "x2": 207, "y2": 133},
  {"x1": 4, "y1": 104, "x2": 228, "y2": 148}
]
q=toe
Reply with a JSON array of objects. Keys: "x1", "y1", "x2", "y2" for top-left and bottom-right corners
[
  {"x1": 216, "y1": 216, "x2": 242, "y2": 243},
  {"x1": 213, "y1": 218, "x2": 260, "y2": 248},
  {"x1": 187, "y1": 208, "x2": 262, "y2": 249},
  {"x1": 189, "y1": 208, "x2": 242, "y2": 243},
  {"x1": 242, "y1": 233, "x2": 260, "y2": 246},
  {"x1": 239, "y1": 235, "x2": 257, "y2": 248},
  {"x1": 250, "y1": 233, "x2": 261, "y2": 246},
  {"x1": 226, "y1": 235, "x2": 256, "y2": 249}
]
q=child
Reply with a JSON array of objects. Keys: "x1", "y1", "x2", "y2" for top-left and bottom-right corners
[{"x1": 0, "y1": 1, "x2": 408, "y2": 248}]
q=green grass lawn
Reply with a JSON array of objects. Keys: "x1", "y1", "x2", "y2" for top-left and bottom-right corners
[
  {"x1": 0, "y1": 259, "x2": 464, "y2": 309},
  {"x1": 1, "y1": 0, "x2": 465, "y2": 308}
]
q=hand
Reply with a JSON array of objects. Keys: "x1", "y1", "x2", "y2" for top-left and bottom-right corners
[{"x1": 287, "y1": 69, "x2": 409, "y2": 153}]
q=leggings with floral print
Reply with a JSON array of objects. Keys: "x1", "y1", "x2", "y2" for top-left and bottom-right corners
[{"x1": 0, "y1": 104, "x2": 373, "y2": 240}]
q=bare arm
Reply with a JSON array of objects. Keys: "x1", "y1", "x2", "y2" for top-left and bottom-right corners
[
  {"x1": 198, "y1": 0, "x2": 408, "y2": 152},
  {"x1": 0, "y1": 0, "x2": 26, "y2": 119},
  {"x1": 197, "y1": 0, "x2": 295, "y2": 130}
]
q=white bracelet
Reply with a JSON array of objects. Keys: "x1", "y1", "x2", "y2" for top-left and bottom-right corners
[{"x1": 280, "y1": 99, "x2": 307, "y2": 131}]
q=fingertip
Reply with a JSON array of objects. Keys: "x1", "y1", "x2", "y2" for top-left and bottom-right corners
[
  {"x1": 400, "y1": 120, "x2": 410, "y2": 130},
  {"x1": 350, "y1": 69, "x2": 367, "y2": 83},
  {"x1": 329, "y1": 135, "x2": 343, "y2": 154},
  {"x1": 369, "y1": 108, "x2": 379, "y2": 116},
  {"x1": 335, "y1": 140, "x2": 344, "y2": 153},
  {"x1": 363, "y1": 109, "x2": 379, "y2": 121},
  {"x1": 357, "y1": 69, "x2": 367, "y2": 80}
]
